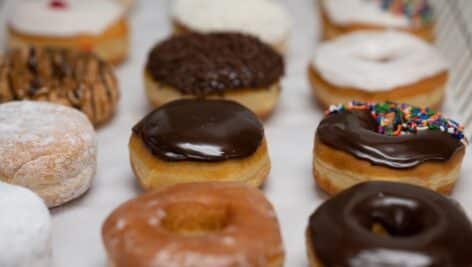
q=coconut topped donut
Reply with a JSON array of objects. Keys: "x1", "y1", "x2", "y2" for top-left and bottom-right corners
[
  {"x1": 146, "y1": 33, "x2": 284, "y2": 97},
  {"x1": 307, "y1": 181, "x2": 472, "y2": 267},
  {"x1": 0, "y1": 47, "x2": 119, "y2": 126},
  {"x1": 318, "y1": 101, "x2": 466, "y2": 169},
  {"x1": 322, "y1": 0, "x2": 433, "y2": 29},
  {"x1": 312, "y1": 31, "x2": 448, "y2": 92},
  {"x1": 0, "y1": 182, "x2": 52, "y2": 267},
  {"x1": 0, "y1": 101, "x2": 96, "y2": 207},
  {"x1": 7, "y1": 0, "x2": 125, "y2": 37},
  {"x1": 171, "y1": 0, "x2": 291, "y2": 48}
]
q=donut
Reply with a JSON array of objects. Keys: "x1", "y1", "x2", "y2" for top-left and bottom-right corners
[
  {"x1": 313, "y1": 101, "x2": 467, "y2": 195},
  {"x1": 144, "y1": 33, "x2": 285, "y2": 119},
  {"x1": 6, "y1": 0, "x2": 129, "y2": 65},
  {"x1": 171, "y1": 0, "x2": 292, "y2": 54},
  {"x1": 0, "y1": 101, "x2": 97, "y2": 207},
  {"x1": 102, "y1": 182, "x2": 285, "y2": 267},
  {"x1": 306, "y1": 181, "x2": 472, "y2": 267},
  {"x1": 0, "y1": 182, "x2": 52, "y2": 267},
  {"x1": 0, "y1": 47, "x2": 120, "y2": 126},
  {"x1": 130, "y1": 99, "x2": 270, "y2": 190},
  {"x1": 308, "y1": 31, "x2": 448, "y2": 109},
  {"x1": 319, "y1": 0, "x2": 435, "y2": 42}
]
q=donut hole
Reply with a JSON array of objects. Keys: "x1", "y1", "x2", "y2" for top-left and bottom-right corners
[
  {"x1": 352, "y1": 194, "x2": 439, "y2": 238},
  {"x1": 162, "y1": 203, "x2": 229, "y2": 236}
]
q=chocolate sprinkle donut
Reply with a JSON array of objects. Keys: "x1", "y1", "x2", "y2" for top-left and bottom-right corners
[
  {"x1": 0, "y1": 47, "x2": 119, "y2": 126},
  {"x1": 133, "y1": 99, "x2": 264, "y2": 162},
  {"x1": 145, "y1": 33, "x2": 284, "y2": 96},
  {"x1": 308, "y1": 181, "x2": 472, "y2": 267}
]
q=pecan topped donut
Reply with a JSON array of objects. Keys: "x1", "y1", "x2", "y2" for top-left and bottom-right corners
[
  {"x1": 313, "y1": 101, "x2": 467, "y2": 195},
  {"x1": 0, "y1": 47, "x2": 119, "y2": 126}
]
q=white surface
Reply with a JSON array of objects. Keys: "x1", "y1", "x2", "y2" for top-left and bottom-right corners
[
  {"x1": 0, "y1": 0, "x2": 469, "y2": 266},
  {"x1": 7, "y1": 0, "x2": 125, "y2": 36},
  {"x1": 312, "y1": 31, "x2": 448, "y2": 91},
  {"x1": 172, "y1": 0, "x2": 292, "y2": 45},
  {"x1": 0, "y1": 182, "x2": 52, "y2": 267},
  {"x1": 322, "y1": 0, "x2": 409, "y2": 28}
]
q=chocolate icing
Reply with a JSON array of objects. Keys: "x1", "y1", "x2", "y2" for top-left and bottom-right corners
[
  {"x1": 145, "y1": 33, "x2": 284, "y2": 96},
  {"x1": 316, "y1": 110, "x2": 464, "y2": 169},
  {"x1": 308, "y1": 181, "x2": 472, "y2": 267},
  {"x1": 0, "y1": 47, "x2": 119, "y2": 125},
  {"x1": 132, "y1": 99, "x2": 264, "y2": 162}
]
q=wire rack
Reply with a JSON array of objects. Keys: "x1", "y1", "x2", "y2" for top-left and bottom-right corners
[{"x1": 434, "y1": 0, "x2": 472, "y2": 138}]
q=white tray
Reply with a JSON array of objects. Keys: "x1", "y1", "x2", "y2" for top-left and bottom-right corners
[{"x1": 1, "y1": 1, "x2": 471, "y2": 266}]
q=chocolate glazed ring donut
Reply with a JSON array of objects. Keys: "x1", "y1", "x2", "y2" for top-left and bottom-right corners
[
  {"x1": 0, "y1": 47, "x2": 119, "y2": 126},
  {"x1": 306, "y1": 181, "x2": 472, "y2": 267},
  {"x1": 313, "y1": 102, "x2": 466, "y2": 195},
  {"x1": 144, "y1": 33, "x2": 285, "y2": 119}
]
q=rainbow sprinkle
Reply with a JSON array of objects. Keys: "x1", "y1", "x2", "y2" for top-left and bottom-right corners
[
  {"x1": 327, "y1": 101, "x2": 468, "y2": 144},
  {"x1": 377, "y1": 0, "x2": 433, "y2": 27}
]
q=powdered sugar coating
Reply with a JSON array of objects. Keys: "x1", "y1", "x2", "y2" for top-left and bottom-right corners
[
  {"x1": 172, "y1": 0, "x2": 292, "y2": 45},
  {"x1": 0, "y1": 101, "x2": 97, "y2": 207},
  {"x1": 0, "y1": 182, "x2": 52, "y2": 267}
]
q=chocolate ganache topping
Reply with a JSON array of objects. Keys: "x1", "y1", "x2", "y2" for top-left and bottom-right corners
[
  {"x1": 316, "y1": 102, "x2": 465, "y2": 169},
  {"x1": 145, "y1": 33, "x2": 284, "y2": 96},
  {"x1": 308, "y1": 181, "x2": 472, "y2": 267},
  {"x1": 132, "y1": 99, "x2": 264, "y2": 161},
  {"x1": 0, "y1": 47, "x2": 119, "y2": 125}
]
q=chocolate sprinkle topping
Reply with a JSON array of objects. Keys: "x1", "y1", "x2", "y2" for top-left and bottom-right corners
[
  {"x1": 133, "y1": 99, "x2": 264, "y2": 162},
  {"x1": 145, "y1": 33, "x2": 284, "y2": 96}
]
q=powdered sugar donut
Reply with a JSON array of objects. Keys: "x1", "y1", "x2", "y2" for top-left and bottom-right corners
[
  {"x1": 0, "y1": 101, "x2": 97, "y2": 208},
  {"x1": 0, "y1": 182, "x2": 52, "y2": 267},
  {"x1": 308, "y1": 31, "x2": 448, "y2": 108},
  {"x1": 6, "y1": 0, "x2": 129, "y2": 64},
  {"x1": 320, "y1": 0, "x2": 435, "y2": 42},
  {"x1": 171, "y1": 0, "x2": 292, "y2": 54}
]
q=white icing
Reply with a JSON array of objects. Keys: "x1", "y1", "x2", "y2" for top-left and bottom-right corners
[
  {"x1": 312, "y1": 31, "x2": 448, "y2": 91},
  {"x1": 7, "y1": 0, "x2": 125, "y2": 36},
  {"x1": 172, "y1": 0, "x2": 292, "y2": 45},
  {"x1": 322, "y1": 0, "x2": 410, "y2": 28},
  {"x1": 0, "y1": 182, "x2": 52, "y2": 267}
]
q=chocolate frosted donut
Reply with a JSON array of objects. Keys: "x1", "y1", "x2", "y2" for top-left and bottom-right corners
[
  {"x1": 129, "y1": 99, "x2": 270, "y2": 190},
  {"x1": 306, "y1": 181, "x2": 472, "y2": 267},
  {"x1": 313, "y1": 101, "x2": 466, "y2": 195},
  {"x1": 0, "y1": 47, "x2": 119, "y2": 126},
  {"x1": 144, "y1": 33, "x2": 285, "y2": 119}
]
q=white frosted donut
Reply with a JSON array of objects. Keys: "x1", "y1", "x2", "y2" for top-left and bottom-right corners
[
  {"x1": 312, "y1": 31, "x2": 448, "y2": 92},
  {"x1": 0, "y1": 182, "x2": 52, "y2": 267},
  {"x1": 172, "y1": 0, "x2": 292, "y2": 46},
  {"x1": 0, "y1": 101, "x2": 97, "y2": 208},
  {"x1": 322, "y1": 0, "x2": 410, "y2": 28},
  {"x1": 7, "y1": 0, "x2": 125, "y2": 37}
]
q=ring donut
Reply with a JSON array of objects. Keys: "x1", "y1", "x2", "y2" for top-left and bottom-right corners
[
  {"x1": 306, "y1": 181, "x2": 472, "y2": 267},
  {"x1": 102, "y1": 182, "x2": 285, "y2": 267}
]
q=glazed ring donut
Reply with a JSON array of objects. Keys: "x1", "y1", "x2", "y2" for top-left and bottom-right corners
[
  {"x1": 309, "y1": 31, "x2": 448, "y2": 109},
  {"x1": 306, "y1": 181, "x2": 472, "y2": 267},
  {"x1": 171, "y1": 0, "x2": 292, "y2": 54},
  {"x1": 102, "y1": 182, "x2": 285, "y2": 267},
  {"x1": 0, "y1": 47, "x2": 120, "y2": 126},
  {"x1": 313, "y1": 101, "x2": 466, "y2": 195},
  {"x1": 319, "y1": 0, "x2": 435, "y2": 42},
  {"x1": 0, "y1": 182, "x2": 52, "y2": 267},
  {"x1": 6, "y1": 0, "x2": 129, "y2": 65},
  {"x1": 144, "y1": 33, "x2": 284, "y2": 119},
  {"x1": 0, "y1": 101, "x2": 96, "y2": 207},
  {"x1": 130, "y1": 99, "x2": 270, "y2": 190}
]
